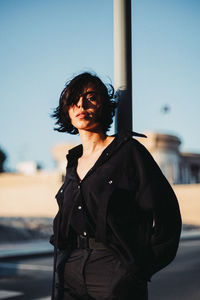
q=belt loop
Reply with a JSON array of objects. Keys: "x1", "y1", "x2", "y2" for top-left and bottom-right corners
[
  {"x1": 76, "y1": 235, "x2": 106, "y2": 250},
  {"x1": 77, "y1": 234, "x2": 89, "y2": 248}
]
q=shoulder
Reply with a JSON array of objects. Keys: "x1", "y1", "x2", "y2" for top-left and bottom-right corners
[
  {"x1": 68, "y1": 144, "x2": 82, "y2": 156},
  {"x1": 66, "y1": 144, "x2": 83, "y2": 166},
  {"x1": 119, "y1": 131, "x2": 150, "y2": 157},
  {"x1": 113, "y1": 131, "x2": 156, "y2": 169},
  {"x1": 123, "y1": 134, "x2": 162, "y2": 175},
  {"x1": 128, "y1": 137, "x2": 152, "y2": 157}
]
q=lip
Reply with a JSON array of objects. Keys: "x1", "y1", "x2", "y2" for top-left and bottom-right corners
[{"x1": 76, "y1": 111, "x2": 88, "y2": 118}]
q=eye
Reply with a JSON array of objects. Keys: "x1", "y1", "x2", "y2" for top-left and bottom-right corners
[
  {"x1": 68, "y1": 102, "x2": 76, "y2": 108},
  {"x1": 87, "y1": 94, "x2": 97, "y2": 102}
]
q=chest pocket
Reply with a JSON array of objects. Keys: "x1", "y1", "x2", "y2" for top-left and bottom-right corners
[
  {"x1": 89, "y1": 163, "x2": 119, "y2": 241},
  {"x1": 93, "y1": 162, "x2": 138, "y2": 241},
  {"x1": 91, "y1": 163, "x2": 121, "y2": 195},
  {"x1": 90, "y1": 162, "x2": 138, "y2": 204}
]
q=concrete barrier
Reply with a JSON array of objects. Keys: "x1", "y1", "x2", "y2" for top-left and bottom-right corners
[
  {"x1": 0, "y1": 172, "x2": 60, "y2": 217},
  {"x1": 0, "y1": 172, "x2": 200, "y2": 226},
  {"x1": 173, "y1": 184, "x2": 200, "y2": 226}
]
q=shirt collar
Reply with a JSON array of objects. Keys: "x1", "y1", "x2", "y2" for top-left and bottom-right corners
[{"x1": 66, "y1": 130, "x2": 146, "y2": 165}]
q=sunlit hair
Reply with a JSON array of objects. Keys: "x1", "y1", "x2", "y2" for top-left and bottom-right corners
[{"x1": 52, "y1": 72, "x2": 117, "y2": 134}]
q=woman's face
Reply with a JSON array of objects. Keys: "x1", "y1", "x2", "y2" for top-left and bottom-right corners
[{"x1": 68, "y1": 83, "x2": 103, "y2": 132}]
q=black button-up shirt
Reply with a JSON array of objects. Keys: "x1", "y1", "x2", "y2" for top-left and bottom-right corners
[
  {"x1": 60, "y1": 135, "x2": 119, "y2": 240},
  {"x1": 52, "y1": 131, "x2": 181, "y2": 280}
]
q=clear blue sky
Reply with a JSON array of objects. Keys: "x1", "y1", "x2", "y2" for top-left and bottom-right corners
[{"x1": 0, "y1": 0, "x2": 200, "y2": 171}]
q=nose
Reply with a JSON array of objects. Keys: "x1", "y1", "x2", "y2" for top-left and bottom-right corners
[{"x1": 77, "y1": 96, "x2": 86, "y2": 109}]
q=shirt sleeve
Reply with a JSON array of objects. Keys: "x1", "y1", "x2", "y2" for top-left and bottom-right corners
[{"x1": 131, "y1": 139, "x2": 182, "y2": 277}]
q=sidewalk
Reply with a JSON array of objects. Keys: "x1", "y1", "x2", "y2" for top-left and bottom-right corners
[
  {"x1": 0, "y1": 229, "x2": 200, "y2": 261},
  {"x1": 180, "y1": 229, "x2": 200, "y2": 241},
  {"x1": 0, "y1": 240, "x2": 53, "y2": 261}
]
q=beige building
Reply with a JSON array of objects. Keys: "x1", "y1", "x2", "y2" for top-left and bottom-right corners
[
  {"x1": 137, "y1": 132, "x2": 200, "y2": 185},
  {"x1": 52, "y1": 132, "x2": 200, "y2": 186},
  {"x1": 0, "y1": 132, "x2": 200, "y2": 226}
]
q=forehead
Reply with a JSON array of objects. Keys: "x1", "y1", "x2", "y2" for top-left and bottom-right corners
[
  {"x1": 80, "y1": 83, "x2": 100, "y2": 95},
  {"x1": 67, "y1": 81, "x2": 104, "y2": 106}
]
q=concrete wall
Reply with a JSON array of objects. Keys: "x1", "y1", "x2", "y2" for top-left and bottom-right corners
[
  {"x1": 0, "y1": 172, "x2": 61, "y2": 217},
  {"x1": 173, "y1": 184, "x2": 200, "y2": 226},
  {"x1": 0, "y1": 173, "x2": 200, "y2": 225}
]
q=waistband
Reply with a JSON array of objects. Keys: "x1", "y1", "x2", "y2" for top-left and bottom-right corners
[{"x1": 77, "y1": 235, "x2": 106, "y2": 250}]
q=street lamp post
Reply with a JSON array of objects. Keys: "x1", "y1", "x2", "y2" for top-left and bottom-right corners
[{"x1": 114, "y1": 0, "x2": 132, "y2": 132}]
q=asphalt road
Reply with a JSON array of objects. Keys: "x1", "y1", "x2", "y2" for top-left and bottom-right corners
[
  {"x1": 0, "y1": 239, "x2": 200, "y2": 300},
  {"x1": 149, "y1": 239, "x2": 200, "y2": 300},
  {"x1": 0, "y1": 256, "x2": 53, "y2": 300}
]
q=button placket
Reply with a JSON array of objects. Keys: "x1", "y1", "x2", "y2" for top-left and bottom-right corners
[{"x1": 77, "y1": 179, "x2": 82, "y2": 189}]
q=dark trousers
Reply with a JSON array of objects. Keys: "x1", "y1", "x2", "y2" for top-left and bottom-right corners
[{"x1": 63, "y1": 248, "x2": 148, "y2": 300}]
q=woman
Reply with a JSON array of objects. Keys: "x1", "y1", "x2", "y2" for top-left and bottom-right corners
[{"x1": 51, "y1": 72, "x2": 182, "y2": 300}]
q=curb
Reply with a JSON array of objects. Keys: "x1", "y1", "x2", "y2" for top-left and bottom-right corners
[
  {"x1": 180, "y1": 230, "x2": 200, "y2": 241},
  {"x1": 0, "y1": 250, "x2": 53, "y2": 262},
  {"x1": 1, "y1": 232, "x2": 200, "y2": 261}
]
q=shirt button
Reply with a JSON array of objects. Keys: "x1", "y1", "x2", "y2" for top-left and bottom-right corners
[
  {"x1": 78, "y1": 185, "x2": 80, "y2": 189},
  {"x1": 60, "y1": 189, "x2": 63, "y2": 193},
  {"x1": 106, "y1": 152, "x2": 109, "y2": 156},
  {"x1": 108, "y1": 180, "x2": 113, "y2": 184},
  {"x1": 78, "y1": 205, "x2": 82, "y2": 210},
  {"x1": 83, "y1": 231, "x2": 87, "y2": 236}
]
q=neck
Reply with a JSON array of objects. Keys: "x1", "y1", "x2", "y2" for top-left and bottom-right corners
[{"x1": 78, "y1": 129, "x2": 108, "y2": 156}]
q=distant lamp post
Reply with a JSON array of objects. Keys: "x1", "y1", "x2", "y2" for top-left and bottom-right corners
[{"x1": 161, "y1": 104, "x2": 171, "y2": 114}]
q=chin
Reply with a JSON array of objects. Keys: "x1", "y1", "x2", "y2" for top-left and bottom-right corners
[{"x1": 74, "y1": 122, "x2": 101, "y2": 132}]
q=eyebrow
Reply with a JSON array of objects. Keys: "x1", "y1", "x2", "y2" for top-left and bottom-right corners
[{"x1": 81, "y1": 91, "x2": 96, "y2": 97}]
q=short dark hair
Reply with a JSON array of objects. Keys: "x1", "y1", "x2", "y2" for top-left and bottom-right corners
[{"x1": 52, "y1": 72, "x2": 117, "y2": 134}]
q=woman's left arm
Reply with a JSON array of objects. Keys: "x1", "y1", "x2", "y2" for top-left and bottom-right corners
[{"x1": 131, "y1": 139, "x2": 182, "y2": 277}]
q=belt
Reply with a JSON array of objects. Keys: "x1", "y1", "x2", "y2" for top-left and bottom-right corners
[{"x1": 77, "y1": 234, "x2": 106, "y2": 250}]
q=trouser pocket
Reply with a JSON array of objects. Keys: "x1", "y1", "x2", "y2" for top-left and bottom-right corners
[{"x1": 111, "y1": 265, "x2": 148, "y2": 300}]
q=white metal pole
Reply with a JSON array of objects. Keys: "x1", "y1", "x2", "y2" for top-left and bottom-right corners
[{"x1": 114, "y1": 0, "x2": 132, "y2": 132}]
